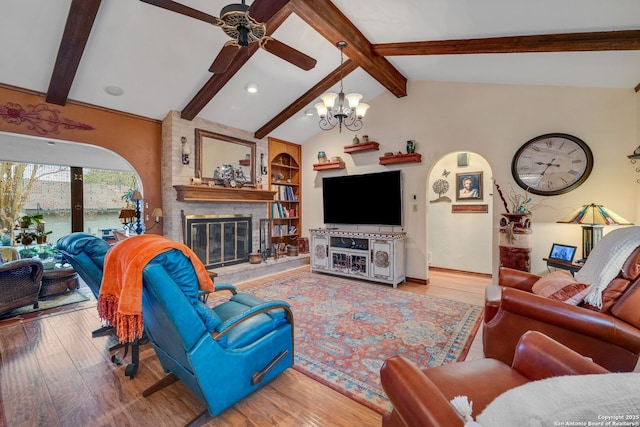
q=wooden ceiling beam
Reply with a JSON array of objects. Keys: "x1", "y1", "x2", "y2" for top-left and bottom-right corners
[
  {"x1": 254, "y1": 59, "x2": 357, "y2": 139},
  {"x1": 46, "y1": 0, "x2": 102, "y2": 105},
  {"x1": 289, "y1": 0, "x2": 407, "y2": 98},
  {"x1": 181, "y1": 3, "x2": 292, "y2": 121},
  {"x1": 372, "y1": 30, "x2": 640, "y2": 56}
]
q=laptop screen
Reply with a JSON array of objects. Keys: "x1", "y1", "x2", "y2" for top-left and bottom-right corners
[{"x1": 549, "y1": 243, "x2": 577, "y2": 263}]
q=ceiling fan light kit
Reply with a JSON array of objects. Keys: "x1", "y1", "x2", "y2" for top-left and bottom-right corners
[
  {"x1": 219, "y1": 2, "x2": 265, "y2": 47},
  {"x1": 315, "y1": 41, "x2": 369, "y2": 133},
  {"x1": 140, "y1": 0, "x2": 316, "y2": 75}
]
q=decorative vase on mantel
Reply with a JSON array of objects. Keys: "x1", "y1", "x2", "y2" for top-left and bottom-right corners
[{"x1": 499, "y1": 213, "x2": 532, "y2": 272}]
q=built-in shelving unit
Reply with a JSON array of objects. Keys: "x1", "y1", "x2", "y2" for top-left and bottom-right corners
[
  {"x1": 343, "y1": 141, "x2": 380, "y2": 154},
  {"x1": 313, "y1": 160, "x2": 345, "y2": 171},
  {"x1": 379, "y1": 153, "x2": 422, "y2": 165},
  {"x1": 269, "y1": 137, "x2": 302, "y2": 256}
]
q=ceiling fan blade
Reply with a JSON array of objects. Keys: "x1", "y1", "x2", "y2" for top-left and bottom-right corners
[
  {"x1": 247, "y1": 0, "x2": 290, "y2": 23},
  {"x1": 262, "y1": 38, "x2": 316, "y2": 71},
  {"x1": 139, "y1": 0, "x2": 220, "y2": 25},
  {"x1": 209, "y1": 44, "x2": 241, "y2": 73}
]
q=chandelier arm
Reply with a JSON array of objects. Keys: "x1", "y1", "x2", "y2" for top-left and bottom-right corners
[
  {"x1": 342, "y1": 112, "x2": 363, "y2": 132},
  {"x1": 318, "y1": 116, "x2": 337, "y2": 131},
  {"x1": 316, "y1": 40, "x2": 367, "y2": 133}
]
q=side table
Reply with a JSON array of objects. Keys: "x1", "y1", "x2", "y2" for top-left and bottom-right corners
[
  {"x1": 542, "y1": 258, "x2": 583, "y2": 276},
  {"x1": 40, "y1": 266, "x2": 79, "y2": 297}
]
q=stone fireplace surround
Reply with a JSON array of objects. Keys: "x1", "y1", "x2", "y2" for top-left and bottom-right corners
[{"x1": 160, "y1": 111, "x2": 271, "y2": 257}]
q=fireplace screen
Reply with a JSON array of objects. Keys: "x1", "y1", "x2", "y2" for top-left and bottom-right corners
[{"x1": 183, "y1": 214, "x2": 252, "y2": 268}]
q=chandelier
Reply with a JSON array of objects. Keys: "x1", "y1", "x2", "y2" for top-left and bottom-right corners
[{"x1": 315, "y1": 41, "x2": 369, "y2": 132}]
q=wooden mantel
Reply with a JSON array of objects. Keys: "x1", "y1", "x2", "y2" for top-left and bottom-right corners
[{"x1": 174, "y1": 185, "x2": 277, "y2": 203}]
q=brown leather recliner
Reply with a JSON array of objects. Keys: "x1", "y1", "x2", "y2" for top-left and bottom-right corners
[
  {"x1": 483, "y1": 245, "x2": 640, "y2": 372},
  {"x1": 380, "y1": 331, "x2": 608, "y2": 427}
]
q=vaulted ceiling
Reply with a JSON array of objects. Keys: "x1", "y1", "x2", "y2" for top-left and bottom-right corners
[{"x1": 2, "y1": 0, "x2": 640, "y2": 144}]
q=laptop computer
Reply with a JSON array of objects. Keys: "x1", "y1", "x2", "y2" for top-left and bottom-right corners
[{"x1": 548, "y1": 243, "x2": 577, "y2": 263}]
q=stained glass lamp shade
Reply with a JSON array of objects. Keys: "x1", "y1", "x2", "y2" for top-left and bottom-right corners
[{"x1": 557, "y1": 204, "x2": 633, "y2": 260}]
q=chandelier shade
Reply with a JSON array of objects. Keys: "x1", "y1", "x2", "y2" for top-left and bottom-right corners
[
  {"x1": 557, "y1": 203, "x2": 633, "y2": 260},
  {"x1": 315, "y1": 41, "x2": 369, "y2": 132}
]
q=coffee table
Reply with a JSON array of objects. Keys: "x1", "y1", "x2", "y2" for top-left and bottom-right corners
[{"x1": 40, "y1": 265, "x2": 79, "y2": 297}]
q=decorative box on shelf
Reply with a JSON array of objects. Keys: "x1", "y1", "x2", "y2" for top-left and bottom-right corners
[
  {"x1": 343, "y1": 141, "x2": 380, "y2": 154},
  {"x1": 313, "y1": 160, "x2": 345, "y2": 171},
  {"x1": 379, "y1": 153, "x2": 422, "y2": 165}
]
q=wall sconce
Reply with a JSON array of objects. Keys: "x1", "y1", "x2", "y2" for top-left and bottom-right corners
[
  {"x1": 181, "y1": 136, "x2": 191, "y2": 165},
  {"x1": 260, "y1": 153, "x2": 268, "y2": 175},
  {"x1": 146, "y1": 207, "x2": 163, "y2": 231}
]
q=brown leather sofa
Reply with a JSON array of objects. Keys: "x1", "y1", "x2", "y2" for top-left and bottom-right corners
[
  {"x1": 484, "y1": 246, "x2": 640, "y2": 372},
  {"x1": 380, "y1": 331, "x2": 608, "y2": 427}
]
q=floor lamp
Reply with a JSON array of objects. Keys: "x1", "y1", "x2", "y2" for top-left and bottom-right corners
[{"x1": 557, "y1": 203, "x2": 633, "y2": 261}]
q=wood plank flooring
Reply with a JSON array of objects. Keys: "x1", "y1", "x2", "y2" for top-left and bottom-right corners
[{"x1": 0, "y1": 267, "x2": 489, "y2": 427}]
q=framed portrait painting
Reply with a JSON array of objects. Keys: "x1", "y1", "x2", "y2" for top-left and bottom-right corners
[{"x1": 456, "y1": 172, "x2": 483, "y2": 201}]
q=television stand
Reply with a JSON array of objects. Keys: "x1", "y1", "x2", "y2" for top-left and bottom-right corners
[{"x1": 309, "y1": 229, "x2": 406, "y2": 287}]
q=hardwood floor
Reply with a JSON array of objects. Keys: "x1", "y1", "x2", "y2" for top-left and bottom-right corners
[{"x1": 0, "y1": 267, "x2": 489, "y2": 427}]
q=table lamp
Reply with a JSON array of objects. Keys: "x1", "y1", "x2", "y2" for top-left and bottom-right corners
[{"x1": 557, "y1": 203, "x2": 632, "y2": 260}]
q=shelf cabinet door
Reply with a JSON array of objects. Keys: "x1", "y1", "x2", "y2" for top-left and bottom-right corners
[
  {"x1": 371, "y1": 239, "x2": 394, "y2": 281},
  {"x1": 330, "y1": 249, "x2": 369, "y2": 278},
  {"x1": 311, "y1": 234, "x2": 329, "y2": 270},
  {"x1": 349, "y1": 253, "x2": 369, "y2": 277}
]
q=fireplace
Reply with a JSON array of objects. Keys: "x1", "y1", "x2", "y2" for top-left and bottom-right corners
[{"x1": 183, "y1": 214, "x2": 252, "y2": 268}]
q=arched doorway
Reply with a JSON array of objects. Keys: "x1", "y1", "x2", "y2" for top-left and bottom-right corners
[
  {"x1": 426, "y1": 151, "x2": 493, "y2": 274},
  {"x1": 0, "y1": 132, "x2": 142, "y2": 240}
]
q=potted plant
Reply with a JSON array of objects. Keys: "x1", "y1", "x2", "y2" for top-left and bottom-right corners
[
  {"x1": 18, "y1": 247, "x2": 39, "y2": 259},
  {"x1": 38, "y1": 245, "x2": 57, "y2": 260}
]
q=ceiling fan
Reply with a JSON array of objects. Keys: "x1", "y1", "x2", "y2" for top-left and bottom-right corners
[{"x1": 140, "y1": 0, "x2": 317, "y2": 74}]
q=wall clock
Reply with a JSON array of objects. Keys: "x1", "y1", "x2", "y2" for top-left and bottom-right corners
[{"x1": 511, "y1": 133, "x2": 593, "y2": 196}]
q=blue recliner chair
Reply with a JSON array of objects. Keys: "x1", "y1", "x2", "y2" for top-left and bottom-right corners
[
  {"x1": 140, "y1": 248, "x2": 294, "y2": 423},
  {"x1": 56, "y1": 232, "x2": 109, "y2": 300},
  {"x1": 56, "y1": 232, "x2": 143, "y2": 378}
]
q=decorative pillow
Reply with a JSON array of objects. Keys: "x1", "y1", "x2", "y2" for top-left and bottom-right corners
[{"x1": 531, "y1": 270, "x2": 590, "y2": 305}]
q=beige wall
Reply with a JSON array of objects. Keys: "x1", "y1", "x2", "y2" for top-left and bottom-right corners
[{"x1": 302, "y1": 81, "x2": 639, "y2": 281}]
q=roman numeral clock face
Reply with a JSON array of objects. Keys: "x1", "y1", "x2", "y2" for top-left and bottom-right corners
[{"x1": 511, "y1": 133, "x2": 593, "y2": 196}]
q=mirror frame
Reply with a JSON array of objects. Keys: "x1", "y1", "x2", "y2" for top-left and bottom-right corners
[{"x1": 194, "y1": 129, "x2": 256, "y2": 185}]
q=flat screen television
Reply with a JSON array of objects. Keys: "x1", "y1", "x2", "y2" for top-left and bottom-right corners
[{"x1": 322, "y1": 170, "x2": 402, "y2": 226}]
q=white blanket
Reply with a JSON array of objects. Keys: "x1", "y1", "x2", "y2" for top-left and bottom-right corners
[
  {"x1": 574, "y1": 226, "x2": 640, "y2": 308},
  {"x1": 475, "y1": 373, "x2": 640, "y2": 427}
]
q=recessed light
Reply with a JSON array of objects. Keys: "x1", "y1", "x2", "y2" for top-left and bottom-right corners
[
  {"x1": 245, "y1": 82, "x2": 259, "y2": 94},
  {"x1": 304, "y1": 108, "x2": 315, "y2": 117},
  {"x1": 47, "y1": 141, "x2": 55, "y2": 146},
  {"x1": 105, "y1": 85, "x2": 124, "y2": 96}
]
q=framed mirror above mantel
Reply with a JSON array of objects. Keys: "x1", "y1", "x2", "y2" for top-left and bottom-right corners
[{"x1": 195, "y1": 129, "x2": 256, "y2": 184}]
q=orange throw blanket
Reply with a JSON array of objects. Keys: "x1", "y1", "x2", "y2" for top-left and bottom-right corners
[{"x1": 98, "y1": 234, "x2": 214, "y2": 343}]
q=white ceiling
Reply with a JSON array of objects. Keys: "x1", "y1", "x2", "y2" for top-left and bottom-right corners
[{"x1": 1, "y1": 0, "x2": 640, "y2": 148}]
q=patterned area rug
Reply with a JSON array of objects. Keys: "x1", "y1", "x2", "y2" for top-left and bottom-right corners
[
  {"x1": 0, "y1": 289, "x2": 90, "y2": 320},
  {"x1": 230, "y1": 272, "x2": 483, "y2": 414}
]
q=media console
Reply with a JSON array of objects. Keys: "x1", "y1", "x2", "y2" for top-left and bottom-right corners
[{"x1": 309, "y1": 229, "x2": 406, "y2": 287}]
